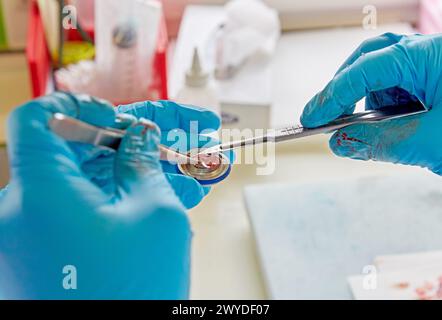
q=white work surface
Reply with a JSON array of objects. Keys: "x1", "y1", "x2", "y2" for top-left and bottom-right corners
[
  {"x1": 186, "y1": 23, "x2": 424, "y2": 299},
  {"x1": 188, "y1": 141, "x2": 439, "y2": 299}
]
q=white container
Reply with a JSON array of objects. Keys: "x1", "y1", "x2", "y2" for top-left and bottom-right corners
[
  {"x1": 175, "y1": 48, "x2": 220, "y2": 116},
  {"x1": 94, "y1": 0, "x2": 161, "y2": 103},
  {"x1": 170, "y1": 5, "x2": 271, "y2": 131}
]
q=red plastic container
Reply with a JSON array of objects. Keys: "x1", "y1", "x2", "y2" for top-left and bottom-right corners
[
  {"x1": 149, "y1": 16, "x2": 169, "y2": 100},
  {"x1": 26, "y1": 0, "x2": 51, "y2": 98}
]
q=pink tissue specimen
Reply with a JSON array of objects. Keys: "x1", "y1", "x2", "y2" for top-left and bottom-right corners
[
  {"x1": 393, "y1": 282, "x2": 410, "y2": 289},
  {"x1": 413, "y1": 276, "x2": 442, "y2": 300},
  {"x1": 193, "y1": 153, "x2": 221, "y2": 170}
]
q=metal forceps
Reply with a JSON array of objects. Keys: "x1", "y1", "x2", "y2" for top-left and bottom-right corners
[{"x1": 200, "y1": 100, "x2": 428, "y2": 155}]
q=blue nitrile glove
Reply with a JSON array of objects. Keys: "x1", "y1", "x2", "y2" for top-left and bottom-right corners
[
  {"x1": 0, "y1": 92, "x2": 191, "y2": 299},
  {"x1": 301, "y1": 33, "x2": 442, "y2": 174},
  {"x1": 72, "y1": 100, "x2": 231, "y2": 209}
]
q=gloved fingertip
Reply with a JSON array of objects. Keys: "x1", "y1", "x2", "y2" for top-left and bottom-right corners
[
  {"x1": 114, "y1": 113, "x2": 137, "y2": 129},
  {"x1": 72, "y1": 93, "x2": 116, "y2": 127},
  {"x1": 300, "y1": 90, "x2": 341, "y2": 128},
  {"x1": 300, "y1": 108, "x2": 321, "y2": 128},
  {"x1": 122, "y1": 118, "x2": 161, "y2": 153},
  {"x1": 300, "y1": 108, "x2": 332, "y2": 128},
  {"x1": 329, "y1": 130, "x2": 372, "y2": 160},
  {"x1": 115, "y1": 119, "x2": 162, "y2": 185},
  {"x1": 165, "y1": 173, "x2": 206, "y2": 209},
  {"x1": 202, "y1": 186, "x2": 211, "y2": 196}
]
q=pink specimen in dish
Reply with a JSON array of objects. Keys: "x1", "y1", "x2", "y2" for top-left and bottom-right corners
[{"x1": 193, "y1": 153, "x2": 222, "y2": 170}]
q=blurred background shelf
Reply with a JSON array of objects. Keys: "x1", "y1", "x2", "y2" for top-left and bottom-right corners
[
  {"x1": 0, "y1": 51, "x2": 31, "y2": 187},
  {"x1": 0, "y1": 52, "x2": 31, "y2": 143},
  {"x1": 0, "y1": 0, "x2": 31, "y2": 187}
]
